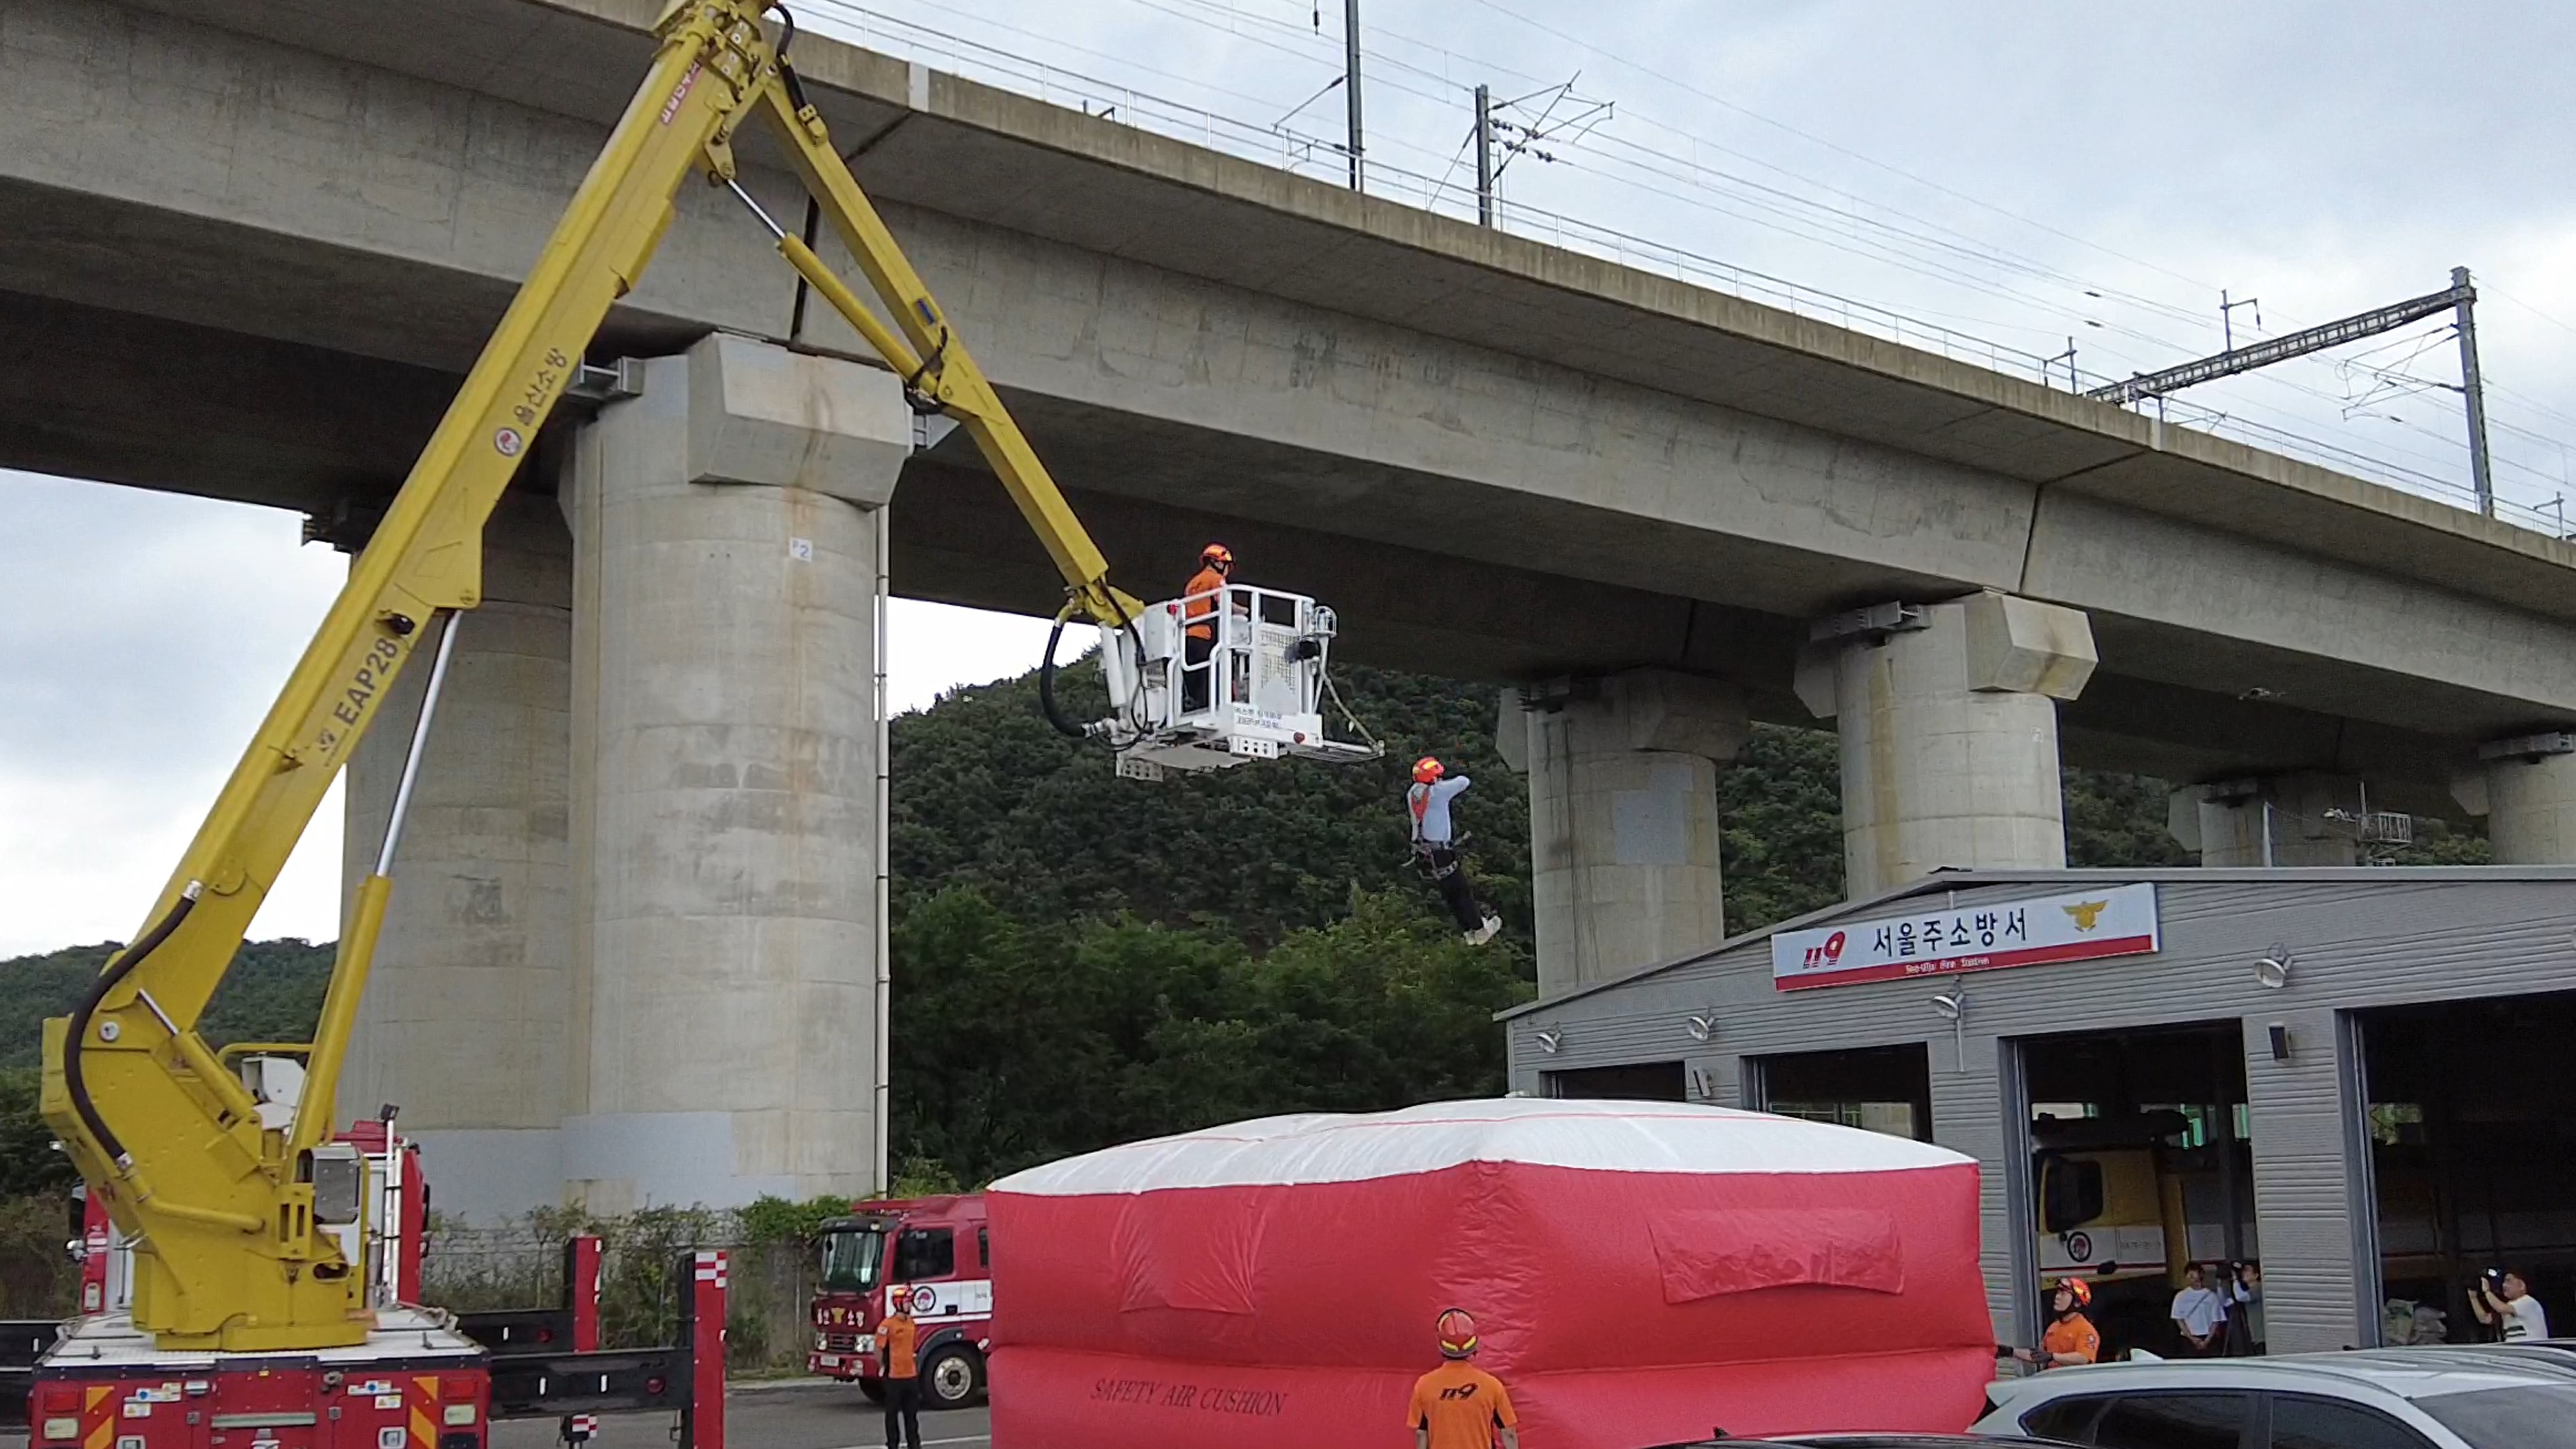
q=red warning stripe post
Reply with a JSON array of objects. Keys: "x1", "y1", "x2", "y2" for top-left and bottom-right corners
[{"x1": 683, "y1": 1249, "x2": 727, "y2": 1449}]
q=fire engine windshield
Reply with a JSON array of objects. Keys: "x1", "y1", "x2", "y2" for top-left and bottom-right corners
[{"x1": 818, "y1": 1226, "x2": 887, "y2": 1293}]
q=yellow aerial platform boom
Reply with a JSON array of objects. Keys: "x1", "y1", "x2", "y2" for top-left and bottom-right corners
[{"x1": 40, "y1": 0, "x2": 1144, "y2": 1354}]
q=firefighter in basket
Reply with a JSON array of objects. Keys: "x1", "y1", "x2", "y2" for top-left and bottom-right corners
[{"x1": 1181, "y1": 543, "x2": 1236, "y2": 714}]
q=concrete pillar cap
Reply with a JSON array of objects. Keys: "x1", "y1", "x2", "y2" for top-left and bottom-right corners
[
  {"x1": 1499, "y1": 669, "x2": 1747, "y2": 767},
  {"x1": 2169, "y1": 772, "x2": 2374, "y2": 853},
  {"x1": 684, "y1": 333, "x2": 910, "y2": 506},
  {"x1": 1794, "y1": 590, "x2": 2094, "y2": 718}
]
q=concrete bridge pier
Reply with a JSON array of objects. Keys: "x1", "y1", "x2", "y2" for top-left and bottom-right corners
[
  {"x1": 1500, "y1": 671, "x2": 1746, "y2": 996},
  {"x1": 2455, "y1": 735, "x2": 2576, "y2": 863},
  {"x1": 345, "y1": 337, "x2": 905, "y2": 1218},
  {"x1": 1796, "y1": 590, "x2": 2098, "y2": 900},
  {"x1": 2169, "y1": 775, "x2": 2368, "y2": 867},
  {"x1": 341, "y1": 493, "x2": 576, "y2": 1222},
  {"x1": 559, "y1": 335, "x2": 904, "y2": 1214}
]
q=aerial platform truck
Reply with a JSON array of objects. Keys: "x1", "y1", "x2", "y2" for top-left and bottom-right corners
[
  {"x1": 30, "y1": 3, "x2": 1370, "y2": 1444},
  {"x1": 11, "y1": 1142, "x2": 724, "y2": 1448}
]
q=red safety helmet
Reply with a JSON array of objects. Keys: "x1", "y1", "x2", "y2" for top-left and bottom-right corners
[
  {"x1": 1413, "y1": 756, "x2": 1445, "y2": 784},
  {"x1": 2053, "y1": 1277, "x2": 2092, "y2": 1309},
  {"x1": 1436, "y1": 1308, "x2": 1479, "y2": 1359},
  {"x1": 1200, "y1": 543, "x2": 1234, "y2": 568}
]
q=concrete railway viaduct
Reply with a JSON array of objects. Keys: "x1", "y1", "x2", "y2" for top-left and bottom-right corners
[{"x1": 11, "y1": 0, "x2": 2576, "y2": 1213}]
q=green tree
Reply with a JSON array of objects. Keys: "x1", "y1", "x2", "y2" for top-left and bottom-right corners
[
  {"x1": 886, "y1": 888, "x2": 1532, "y2": 1187},
  {"x1": 2066, "y1": 769, "x2": 2198, "y2": 868},
  {"x1": 0, "y1": 655, "x2": 2282, "y2": 1197},
  {"x1": 0, "y1": 939, "x2": 335, "y2": 1072},
  {"x1": 889, "y1": 657, "x2": 1529, "y2": 949},
  {"x1": 0, "y1": 1073, "x2": 75, "y2": 1196},
  {"x1": 0, "y1": 945, "x2": 115, "y2": 1073},
  {"x1": 1720, "y1": 724, "x2": 1848, "y2": 933}
]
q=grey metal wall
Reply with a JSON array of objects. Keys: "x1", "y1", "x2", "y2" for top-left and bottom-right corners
[{"x1": 1504, "y1": 869, "x2": 2576, "y2": 1354}]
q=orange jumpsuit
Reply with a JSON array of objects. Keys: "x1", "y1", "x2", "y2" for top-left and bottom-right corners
[
  {"x1": 1407, "y1": 1360, "x2": 1518, "y2": 1448},
  {"x1": 2042, "y1": 1312, "x2": 2101, "y2": 1366},
  {"x1": 1182, "y1": 565, "x2": 1228, "y2": 640}
]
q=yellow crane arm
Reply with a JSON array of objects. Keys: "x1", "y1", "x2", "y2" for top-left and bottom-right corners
[{"x1": 42, "y1": 0, "x2": 1136, "y2": 1352}]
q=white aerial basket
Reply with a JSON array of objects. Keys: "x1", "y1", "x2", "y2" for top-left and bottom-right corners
[{"x1": 1094, "y1": 583, "x2": 1381, "y2": 780}]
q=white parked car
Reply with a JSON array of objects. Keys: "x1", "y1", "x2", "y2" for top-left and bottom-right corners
[{"x1": 1970, "y1": 1347, "x2": 2576, "y2": 1448}]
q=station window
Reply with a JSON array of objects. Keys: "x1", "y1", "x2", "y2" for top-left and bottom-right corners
[
  {"x1": 1755, "y1": 1044, "x2": 1933, "y2": 1142},
  {"x1": 1546, "y1": 1061, "x2": 1685, "y2": 1101}
]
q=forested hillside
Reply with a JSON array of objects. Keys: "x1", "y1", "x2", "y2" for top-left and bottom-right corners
[
  {"x1": 0, "y1": 656, "x2": 2479, "y2": 1187},
  {"x1": 0, "y1": 936, "x2": 335, "y2": 1073},
  {"x1": 890, "y1": 655, "x2": 2208, "y2": 947}
]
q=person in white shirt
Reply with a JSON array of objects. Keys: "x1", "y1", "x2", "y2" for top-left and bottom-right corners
[
  {"x1": 2471, "y1": 1269, "x2": 2551, "y2": 1342},
  {"x1": 2171, "y1": 1263, "x2": 2227, "y2": 1356}
]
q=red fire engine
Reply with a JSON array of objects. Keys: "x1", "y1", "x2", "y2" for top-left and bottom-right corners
[
  {"x1": 809, "y1": 1196, "x2": 992, "y2": 1409},
  {"x1": 9, "y1": 1119, "x2": 729, "y2": 1448}
]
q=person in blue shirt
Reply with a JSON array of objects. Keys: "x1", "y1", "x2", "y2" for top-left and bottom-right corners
[{"x1": 1408, "y1": 757, "x2": 1502, "y2": 945}]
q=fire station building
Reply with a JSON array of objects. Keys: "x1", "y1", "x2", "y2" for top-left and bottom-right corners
[{"x1": 1499, "y1": 867, "x2": 2576, "y2": 1358}]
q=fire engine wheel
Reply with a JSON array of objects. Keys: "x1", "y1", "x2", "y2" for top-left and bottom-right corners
[
  {"x1": 857, "y1": 1379, "x2": 887, "y2": 1405},
  {"x1": 922, "y1": 1344, "x2": 986, "y2": 1409}
]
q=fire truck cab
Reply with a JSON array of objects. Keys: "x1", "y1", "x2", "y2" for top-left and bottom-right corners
[{"x1": 809, "y1": 1195, "x2": 991, "y2": 1410}]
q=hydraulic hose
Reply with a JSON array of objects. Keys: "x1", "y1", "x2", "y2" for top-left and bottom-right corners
[
  {"x1": 1038, "y1": 608, "x2": 1154, "y2": 743},
  {"x1": 65, "y1": 883, "x2": 201, "y2": 1170},
  {"x1": 1037, "y1": 609, "x2": 1087, "y2": 740},
  {"x1": 767, "y1": 1, "x2": 796, "y2": 56}
]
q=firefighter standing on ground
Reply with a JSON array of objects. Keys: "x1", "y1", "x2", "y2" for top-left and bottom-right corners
[
  {"x1": 1409, "y1": 757, "x2": 1503, "y2": 945},
  {"x1": 1181, "y1": 543, "x2": 1233, "y2": 714},
  {"x1": 2012, "y1": 1277, "x2": 2101, "y2": 1370},
  {"x1": 879, "y1": 1289, "x2": 923, "y2": 1449},
  {"x1": 1409, "y1": 1309, "x2": 1521, "y2": 1449}
]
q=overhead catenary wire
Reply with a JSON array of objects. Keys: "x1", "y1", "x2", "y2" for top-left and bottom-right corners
[
  {"x1": 851, "y1": 0, "x2": 2561, "y2": 395},
  {"x1": 810, "y1": 1, "x2": 2576, "y2": 525},
  {"x1": 1130, "y1": 0, "x2": 2229, "y2": 339},
  {"x1": 1283, "y1": 1, "x2": 2576, "y2": 483},
  {"x1": 815, "y1": 1, "x2": 2204, "y2": 382},
  {"x1": 1157, "y1": 0, "x2": 2245, "y2": 349},
  {"x1": 1454, "y1": 0, "x2": 2230, "y2": 299},
  {"x1": 2489, "y1": 284, "x2": 2576, "y2": 342}
]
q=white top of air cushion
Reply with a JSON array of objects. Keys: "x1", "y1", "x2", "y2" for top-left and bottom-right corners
[{"x1": 991, "y1": 1097, "x2": 1972, "y2": 1197}]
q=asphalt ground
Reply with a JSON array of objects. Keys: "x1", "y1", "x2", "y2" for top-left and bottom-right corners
[
  {"x1": 488, "y1": 1380, "x2": 992, "y2": 1449},
  {"x1": 1, "y1": 1382, "x2": 991, "y2": 1449}
]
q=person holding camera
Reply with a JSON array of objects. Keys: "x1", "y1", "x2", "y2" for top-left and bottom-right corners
[
  {"x1": 2226, "y1": 1262, "x2": 2265, "y2": 1356},
  {"x1": 2470, "y1": 1269, "x2": 2549, "y2": 1342}
]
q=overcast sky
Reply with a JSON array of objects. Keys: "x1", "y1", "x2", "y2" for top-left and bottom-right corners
[{"x1": 6, "y1": 1, "x2": 2574, "y2": 954}]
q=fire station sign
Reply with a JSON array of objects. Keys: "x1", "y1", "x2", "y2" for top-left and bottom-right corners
[{"x1": 1770, "y1": 883, "x2": 2159, "y2": 991}]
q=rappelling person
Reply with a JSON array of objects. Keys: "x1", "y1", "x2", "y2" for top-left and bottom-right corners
[
  {"x1": 1408, "y1": 757, "x2": 1503, "y2": 945},
  {"x1": 1181, "y1": 542, "x2": 1233, "y2": 714},
  {"x1": 2011, "y1": 1277, "x2": 2101, "y2": 1370},
  {"x1": 1408, "y1": 1308, "x2": 1521, "y2": 1449}
]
